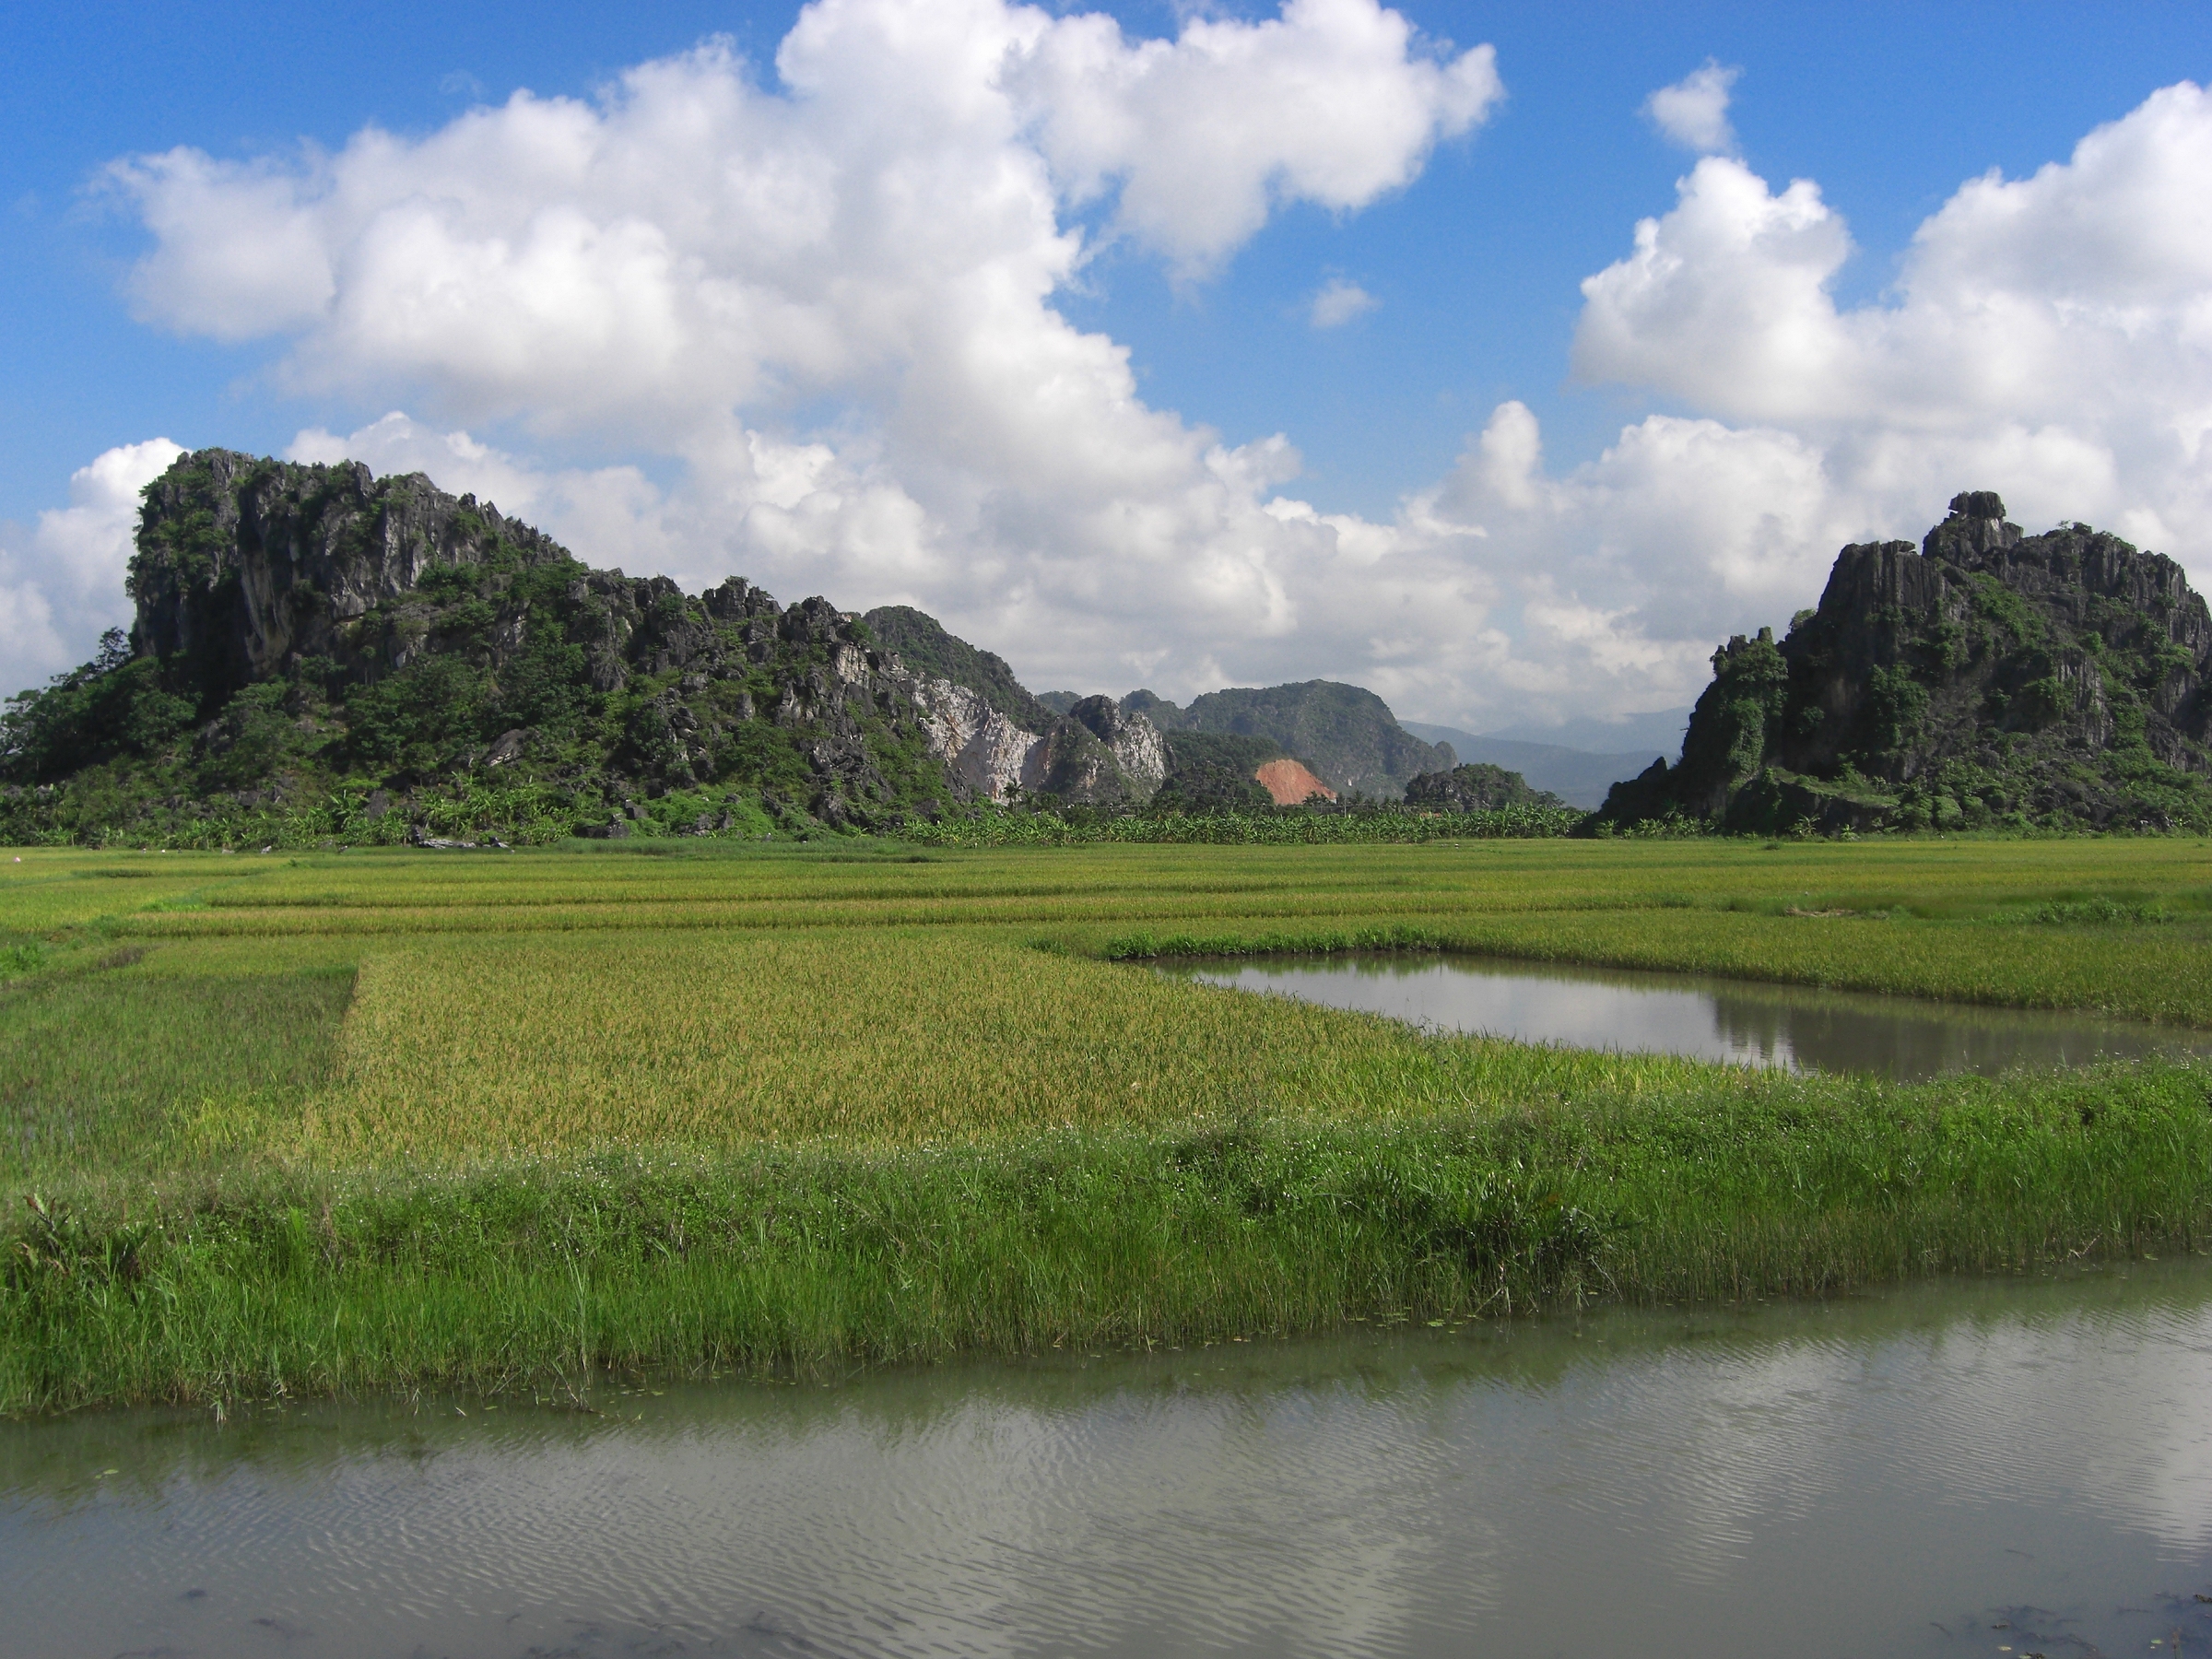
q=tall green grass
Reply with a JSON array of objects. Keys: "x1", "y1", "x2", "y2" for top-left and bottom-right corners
[{"x1": 6, "y1": 1058, "x2": 2203, "y2": 1411}]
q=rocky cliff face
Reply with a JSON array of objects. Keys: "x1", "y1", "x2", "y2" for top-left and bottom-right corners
[
  {"x1": 1600, "y1": 492, "x2": 2212, "y2": 832},
  {"x1": 866, "y1": 623, "x2": 1165, "y2": 807},
  {"x1": 891, "y1": 675, "x2": 1042, "y2": 802},
  {"x1": 885, "y1": 676, "x2": 1158, "y2": 806},
  {"x1": 131, "y1": 451, "x2": 574, "y2": 696},
  {"x1": 1064, "y1": 696, "x2": 1167, "y2": 800},
  {"x1": 860, "y1": 606, "x2": 1060, "y2": 735}
]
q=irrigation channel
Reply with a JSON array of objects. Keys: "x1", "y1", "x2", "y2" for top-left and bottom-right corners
[
  {"x1": 5, "y1": 1261, "x2": 2212, "y2": 1656},
  {"x1": 1159, "y1": 952, "x2": 2212, "y2": 1080}
]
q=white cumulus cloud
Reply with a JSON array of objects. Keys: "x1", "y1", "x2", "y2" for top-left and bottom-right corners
[
  {"x1": 104, "y1": 0, "x2": 1497, "y2": 432},
  {"x1": 1643, "y1": 61, "x2": 1741, "y2": 155},
  {"x1": 1, "y1": 440, "x2": 185, "y2": 697},
  {"x1": 1574, "y1": 81, "x2": 2212, "y2": 563},
  {"x1": 20, "y1": 6, "x2": 2212, "y2": 741},
  {"x1": 86, "y1": 0, "x2": 1507, "y2": 711},
  {"x1": 1310, "y1": 277, "x2": 1379, "y2": 328},
  {"x1": 1014, "y1": 0, "x2": 1500, "y2": 276}
]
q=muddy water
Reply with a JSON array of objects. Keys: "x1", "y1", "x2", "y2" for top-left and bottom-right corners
[
  {"x1": 1162, "y1": 952, "x2": 2212, "y2": 1079},
  {"x1": 7, "y1": 1263, "x2": 2212, "y2": 1658}
]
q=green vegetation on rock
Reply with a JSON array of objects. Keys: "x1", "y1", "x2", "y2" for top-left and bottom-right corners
[
  {"x1": 1147, "y1": 764, "x2": 1278, "y2": 814},
  {"x1": 1147, "y1": 731, "x2": 1289, "y2": 812},
  {"x1": 1, "y1": 449, "x2": 1485, "y2": 846},
  {"x1": 2, "y1": 451, "x2": 982, "y2": 847},
  {"x1": 13, "y1": 460, "x2": 2212, "y2": 860},
  {"x1": 1405, "y1": 762, "x2": 1566, "y2": 813},
  {"x1": 1161, "y1": 730, "x2": 1287, "y2": 774},
  {"x1": 860, "y1": 605, "x2": 1059, "y2": 734}
]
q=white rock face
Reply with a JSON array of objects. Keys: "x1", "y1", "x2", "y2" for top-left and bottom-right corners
[
  {"x1": 1105, "y1": 713, "x2": 1166, "y2": 798},
  {"x1": 1061, "y1": 694, "x2": 1165, "y2": 805},
  {"x1": 888, "y1": 667, "x2": 1164, "y2": 805},
  {"x1": 893, "y1": 671, "x2": 1047, "y2": 802}
]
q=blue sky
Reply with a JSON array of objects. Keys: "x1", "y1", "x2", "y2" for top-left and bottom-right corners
[{"x1": 5, "y1": 1, "x2": 2210, "y2": 728}]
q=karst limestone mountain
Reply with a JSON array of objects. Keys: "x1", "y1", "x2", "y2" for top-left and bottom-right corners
[
  {"x1": 16, "y1": 457, "x2": 2188, "y2": 844},
  {"x1": 1600, "y1": 492, "x2": 2212, "y2": 832}
]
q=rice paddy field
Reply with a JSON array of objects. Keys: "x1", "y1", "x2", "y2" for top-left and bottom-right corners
[{"x1": 5, "y1": 833, "x2": 2211, "y2": 1411}]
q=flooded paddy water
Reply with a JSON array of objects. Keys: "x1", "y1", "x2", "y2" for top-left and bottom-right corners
[
  {"x1": 7, "y1": 1261, "x2": 2212, "y2": 1657},
  {"x1": 1161, "y1": 952, "x2": 2212, "y2": 1080}
]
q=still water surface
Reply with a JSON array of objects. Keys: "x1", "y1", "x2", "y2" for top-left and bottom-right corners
[
  {"x1": 6, "y1": 1263, "x2": 2212, "y2": 1658},
  {"x1": 1163, "y1": 952, "x2": 2212, "y2": 1079}
]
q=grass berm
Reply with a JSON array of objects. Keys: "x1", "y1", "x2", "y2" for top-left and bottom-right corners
[{"x1": 4, "y1": 834, "x2": 2210, "y2": 1411}]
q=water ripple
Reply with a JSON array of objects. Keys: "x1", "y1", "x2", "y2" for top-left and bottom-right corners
[{"x1": 7, "y1": 1265, "x2": 2212, "y2": 1658}]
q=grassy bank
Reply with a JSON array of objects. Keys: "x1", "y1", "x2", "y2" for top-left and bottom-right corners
[
  {"x1": 11, "y1": 1061, "x2": 2206, "y2": 1410},
  {"x1": 4, "y1": 837, "x2": 2210, "y2": 1410}
]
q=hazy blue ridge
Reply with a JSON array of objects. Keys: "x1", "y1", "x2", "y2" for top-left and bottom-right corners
[
  {"x1": 1477, "y1": 711, "x2": 1692, "y2": 755},
  {"x1": 1398, "y1": 724, "x2": 1665, "y2": 810}
]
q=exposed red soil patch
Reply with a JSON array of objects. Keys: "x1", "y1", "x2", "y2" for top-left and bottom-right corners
[{"x1": 1253, "y1": 758, "x2": 1336, "y2": 806}]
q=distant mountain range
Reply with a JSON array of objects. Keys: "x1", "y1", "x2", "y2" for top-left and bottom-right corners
[
  {"x1": 1120, "y1": 682, "x2": 1452, "y2": 799},
  {"x1": 14, "y1": 449, "x2": 2199, "y2": 844},
  {"x1": 0, "y1": 448, "x2": 1482, "y2": 846},
  {"x1": 1397, "y1": 724, "x2": 1674, "y2": 810},
  {"x1": 1039, "y1": 683, "x2": 1454, "y2": 799}
]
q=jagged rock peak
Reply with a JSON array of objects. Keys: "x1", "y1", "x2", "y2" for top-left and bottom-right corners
[
  {"x1": 88, "y1": 448, "x2": 990, "y2": 830},
  {"x1": 130, "y1": 448, "x2": 578, "y2": 694},
  {"x1": 1067, "y1": 695, "x2": 1167, "y2": 798},
  {"x1": 1925, "y1": 488, "x2": 2022, "y2": 562}
]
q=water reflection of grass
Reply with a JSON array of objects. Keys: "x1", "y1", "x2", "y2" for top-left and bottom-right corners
[{"x1": 3, "y1": 837, "x2": 2209, "y2": 1410}]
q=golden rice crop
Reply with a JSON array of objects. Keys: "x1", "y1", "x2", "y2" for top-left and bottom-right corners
[
  {"x1": 0, "y1": 852, "x2": 241, "y2": 935},
  {"x1": 307, "y1": 924, "x2": 1712, "y2": 1160}
]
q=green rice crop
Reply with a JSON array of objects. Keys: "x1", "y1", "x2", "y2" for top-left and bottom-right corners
[
  {"x1": 3, "y1": 834, "x2": 2209, "y2": 1409},
  {"x1": 4, "y1": 962, "x2": 353, "y2": 1178}
]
